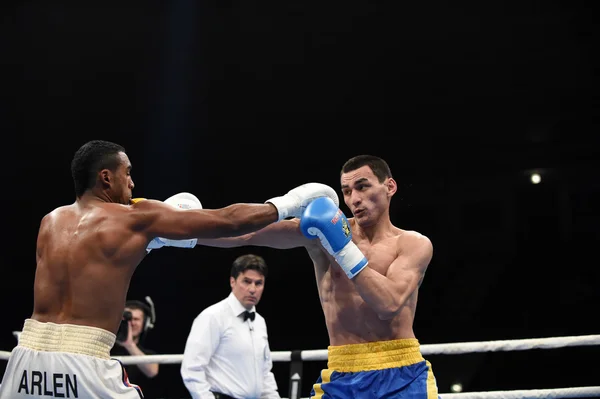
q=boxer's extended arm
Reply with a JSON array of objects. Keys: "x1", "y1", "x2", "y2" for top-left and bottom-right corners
[
  {"x1": 132, "y1": 200, "x2": 279, "y2": 241},
  {"x1": 194, "y1": 219, "x2": 311, "y2": 249},
  {"x1": 132, "y1": 182, "x2": 338, "y2": 243},
  {"x1": 353, "y1": 234, "x2": 433, "y2": 320}
]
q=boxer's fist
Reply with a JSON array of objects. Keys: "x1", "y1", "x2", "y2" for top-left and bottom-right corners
[
  {"x1": 300, "y1": 197, "x2": 368, "y2": 279},
  {"x1": 266, "y1": 183, "x2": 339, "y2": 221},
  {"x1": 164, "y1": 192, "x2": 203, "y2": 211}
]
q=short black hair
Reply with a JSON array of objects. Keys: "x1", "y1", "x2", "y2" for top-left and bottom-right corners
[
  {"x1": 230, "y1": 254, "x2": 268, "y2": 279},
  {"x1": 71, "y1": 140, "x2": 126, "y2": 198},
  {"x1": 340, "y1": 155, "x2": 393, "y2": 183}
]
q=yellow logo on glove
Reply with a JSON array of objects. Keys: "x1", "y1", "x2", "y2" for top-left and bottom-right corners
[
  {"x1": 341, "y1": 218, "x2": 350, "y2": 237},
  {"x1": 130, "y1": 198, "x2": 147, "y2": 204}
]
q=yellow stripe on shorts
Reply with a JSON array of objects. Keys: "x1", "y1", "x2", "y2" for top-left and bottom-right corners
[
  {"x1": 311, "y1": 368, "x2": 333, "y2": 399},
  {"x1": 426, "y1": 360, "x2": 439, "y2": 399}
]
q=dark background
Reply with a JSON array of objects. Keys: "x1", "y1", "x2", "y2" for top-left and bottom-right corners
[{"x1": 1, "y1": 1, "x2": 599, "y2": 398}]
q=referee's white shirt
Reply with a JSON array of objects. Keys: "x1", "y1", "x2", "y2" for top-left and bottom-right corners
[{"x1": 181, "y1": 292, "x2": 280, "y2": 399}]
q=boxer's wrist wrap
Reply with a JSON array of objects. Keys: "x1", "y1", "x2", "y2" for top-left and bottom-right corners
[
  {"x1": 265, "y1": 196, "x2": 293, "y2": 221},
  {"x1": 335, "y1": 242, "x2": 369, "y2": 279}
]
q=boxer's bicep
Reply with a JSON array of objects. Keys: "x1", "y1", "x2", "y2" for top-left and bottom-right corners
[{"x1": 386, "y1": 234, "x2": 433, "y2": 302}]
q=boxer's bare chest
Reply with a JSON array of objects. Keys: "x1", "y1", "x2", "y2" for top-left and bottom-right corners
[
  {"x1": 356, "y1": 237, "x2": 399, "y2": 274},
  {"x1": 322, "y1": 237, "x2": 399, "y2": 286}
]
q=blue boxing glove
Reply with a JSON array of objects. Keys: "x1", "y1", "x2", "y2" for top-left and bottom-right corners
[{"x1": 300, "y1": 197, "x2": 368, "y2": 279}]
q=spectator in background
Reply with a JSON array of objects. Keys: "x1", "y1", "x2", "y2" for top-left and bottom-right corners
[{"x1": 111, "y1": 298, "x2": 160, "y2": 397}]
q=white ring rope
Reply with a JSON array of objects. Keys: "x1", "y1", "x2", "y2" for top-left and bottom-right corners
[
  {"x1": 1, "y1": 334, "x2": 599, "y2": 398},
  {"x1": 440, "y1": 387, "x2": 600, "y2": 399},
  {"x1": 283, "y1": 387, "x2": 600, "y2": 399},
  {"x1": 418, "y1": 334, "x2": 600, "y2": 356},
  {"x1": 288, "y1": 387, "x2": 600, "y2": 399},
  {"x1": 1, "y1": 333, "x2": 599, "y2": 363}
]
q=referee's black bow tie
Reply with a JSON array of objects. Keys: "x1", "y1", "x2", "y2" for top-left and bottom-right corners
[{"x1": 243, "y1": 311, "x2": 255, "y2": 321}]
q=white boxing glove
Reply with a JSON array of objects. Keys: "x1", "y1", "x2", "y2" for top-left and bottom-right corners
[
  {"x1": 147, "y1": 192, "x2": 203, "y2": 252},
  {"x1": 266, "y1": 183, "x2": 339, "y2": 221}
]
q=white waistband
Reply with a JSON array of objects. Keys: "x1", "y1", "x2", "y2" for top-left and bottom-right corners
[{"x1": 19, "y1": 319, "x2": 116, "y2": 360}]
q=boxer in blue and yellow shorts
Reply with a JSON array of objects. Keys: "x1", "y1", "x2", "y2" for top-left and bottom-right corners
[{"x1": 310, "y1": 338, "x2": 439, "y2": 399}]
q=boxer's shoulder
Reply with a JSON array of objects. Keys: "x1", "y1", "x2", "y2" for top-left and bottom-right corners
[{"x1": 396, "y1": 229, "x2": 431, "y2": 247}]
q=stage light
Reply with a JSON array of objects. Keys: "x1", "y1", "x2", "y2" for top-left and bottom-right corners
[{"x1": 451, "y1": 382, "x2": 463, "y2": 393}]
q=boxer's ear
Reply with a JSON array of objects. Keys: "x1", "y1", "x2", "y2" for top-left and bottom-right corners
[
  {"x1": 100, "y1": 169, "x2": 111, "y2": 187},
  {"x1": 386, "y1": 177, "x2": 397, "y2": 197}
]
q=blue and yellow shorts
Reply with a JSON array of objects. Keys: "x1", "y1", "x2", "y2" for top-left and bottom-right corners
[{"x1": 310, "y1": 338, "x2": 439, "y2": 399}]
